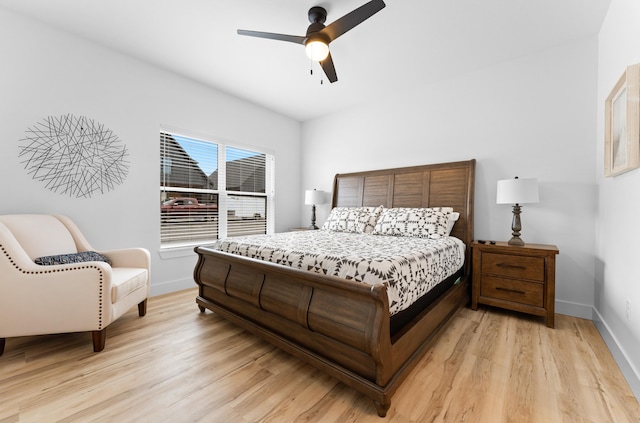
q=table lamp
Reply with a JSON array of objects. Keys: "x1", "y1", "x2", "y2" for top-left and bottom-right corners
[
  {"x1": 496, "y1": 177, "x2": 539, "y2": 246},
  {"x1": 305, "y1": 189, "x2": 326, "y2": 229}
]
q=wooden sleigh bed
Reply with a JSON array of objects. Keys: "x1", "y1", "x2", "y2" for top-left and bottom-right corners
[{"x1": 193, "y1": 159, "x2": 475, "y2": 417}]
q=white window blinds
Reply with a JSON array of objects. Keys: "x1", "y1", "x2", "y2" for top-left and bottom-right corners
[{"x1": 160, "y1": 131, "x2": 273, "y2": 248}]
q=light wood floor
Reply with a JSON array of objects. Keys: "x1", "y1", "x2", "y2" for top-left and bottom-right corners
[{"x1": 1, "y1": 288, "x2": 638, "y2": 423}]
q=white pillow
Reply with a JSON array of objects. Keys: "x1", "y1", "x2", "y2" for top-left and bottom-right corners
[
  {"x1": 373, "y1": 207, "x2": 453, "y2": 239},
  {"x1": 447, "y1": 212, "x2": 460, "y2": 236},
  {"x1": 321, "y1": 206, "x2": 383, "y2": 233}
]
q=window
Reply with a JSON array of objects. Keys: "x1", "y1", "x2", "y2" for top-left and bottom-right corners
[{"x1": 160, "y1": 131, "x2": 274, "y2": 248}]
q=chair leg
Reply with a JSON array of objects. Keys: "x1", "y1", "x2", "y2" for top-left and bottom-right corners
[
  {"x1": 92, "y1": 328, "x2": 107, "y2": 352},
  {"x1": 0, "y1": 338, "x2": 5, "y2": 356},
  {"x1": 138, "y1": 299, "x2": 147, "y2": 316}
]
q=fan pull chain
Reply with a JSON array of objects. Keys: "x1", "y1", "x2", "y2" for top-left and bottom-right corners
[{"x1": 309, "y1": 61, "x2": 324, "y2": 85}]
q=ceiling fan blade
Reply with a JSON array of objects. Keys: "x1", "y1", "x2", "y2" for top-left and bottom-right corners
[
  {"x1": 320, "y1": 53, "x2": 338, "y2": 83},
  {"x1": 237, "y1": 29, "x2": 305, "y2": 45},
  {"x1": 321, "y1": 0, "x2": 385, "y2": 42}
]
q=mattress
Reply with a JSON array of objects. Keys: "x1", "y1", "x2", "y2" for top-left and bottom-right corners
[{"x1": 210, "y1": 230, "x2": 465, "y2": 315}]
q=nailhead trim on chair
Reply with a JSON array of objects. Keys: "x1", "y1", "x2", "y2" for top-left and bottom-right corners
[{"x1": 0, "y1": 245, "x2": 105, "y2": 329}]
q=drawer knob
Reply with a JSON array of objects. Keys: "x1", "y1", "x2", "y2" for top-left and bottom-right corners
[{"x1": 496, "y1": 287, "x2": 526, "y2": 295}]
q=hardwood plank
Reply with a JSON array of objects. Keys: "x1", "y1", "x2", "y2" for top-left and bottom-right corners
[{"x1": 0, "y1": 288, "x2": 638, "y2": 422}]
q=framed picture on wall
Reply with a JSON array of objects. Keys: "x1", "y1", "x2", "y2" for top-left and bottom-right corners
[{"x1": 604, "y1": 63, "x2": 640, "y2": 177}]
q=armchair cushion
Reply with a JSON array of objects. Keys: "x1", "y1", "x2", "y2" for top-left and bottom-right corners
[
  {"x1": 34, "y1": 251, "x2": 112, "y2": 266},
  {"x1": 111, "y1": 268, "x2": 148, "y2": 303}
]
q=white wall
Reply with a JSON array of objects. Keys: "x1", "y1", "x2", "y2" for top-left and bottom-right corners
[
  {"x1": 596, "y1": 0, "x2": 640, "y2": 398},
  {"x1": 0, "y1": 8, "x2": 302, "y2": 296},
  {"x1": 302, "y1": 36, "x2": 598, "y2": 319},
  {"x1": 4, "y1": 1, "x2": 637, "y2": 401}
]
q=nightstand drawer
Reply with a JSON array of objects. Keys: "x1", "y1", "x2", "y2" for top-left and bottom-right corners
[
  {"x1": 481, "y1": 276, "x2": 544, "y2": 307},
  {"x1": 481, "y1": 253, "x2": 544, "y2": 281}
]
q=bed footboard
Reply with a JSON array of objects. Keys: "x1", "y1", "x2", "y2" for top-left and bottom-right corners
[
  {"x1": 193, "y1": 246, "x2": 468, "y2": 417},
  {"x1": 195, "y1": 246, "x2": 393, "y2": 380}
]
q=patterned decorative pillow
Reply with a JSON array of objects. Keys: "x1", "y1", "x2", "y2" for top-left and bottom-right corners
[
  {"x1": 447, "y1": 212, "x2": 461, "y2": 235},
  {"x1": 373, "y1": 207, "x2": 453, "y2": 239},
  {"x1": 34, "y1": 251, "x2": 112, "y2": 266},
  {"x1": 321, "y1": 206, "x2": 383, "y2": 233}
]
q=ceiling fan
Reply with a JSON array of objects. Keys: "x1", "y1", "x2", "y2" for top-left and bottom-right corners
[{"x1": 237, "y1": 0, "x2": 386, "y2": 83}]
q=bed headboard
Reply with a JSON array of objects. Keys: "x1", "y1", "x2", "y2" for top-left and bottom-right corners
[{"x1": 331, "y1": 159, "x2": 476, "y2": 270}]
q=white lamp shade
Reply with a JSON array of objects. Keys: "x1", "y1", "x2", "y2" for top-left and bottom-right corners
[
  {"x1": 496, "y1": 178, "x2": 539, "y2": 204},
  {"x1": 305, "y1": 189, "x2": 325, "y2": 205},
  {"x1": 305, "y1": 40, "x2": 329, "y2": 61}
]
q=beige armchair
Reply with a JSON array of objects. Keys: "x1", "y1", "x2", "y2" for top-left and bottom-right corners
[{"x1": 0, "y1": 214, "x2": 150, "y2": 355}]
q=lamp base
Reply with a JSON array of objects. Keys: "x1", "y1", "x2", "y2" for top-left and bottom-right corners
[
  {"x1": 508, "y1": 204, "x2": 525, "y2": 246},
  {"x1": 507, "y1": 236, "x2": 525, "y2": 246},
  {"x1": 309, "y1": 204, "x2": 318, "y2": 230}
]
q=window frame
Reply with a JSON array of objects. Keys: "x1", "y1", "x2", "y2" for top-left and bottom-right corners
[{"x1": 160, "y1": 128, "x2": 275, "y2": 249}]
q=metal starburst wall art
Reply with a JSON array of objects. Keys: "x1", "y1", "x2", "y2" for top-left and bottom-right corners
[{"x1": 19, "y1": 114, "x2": 130, "y2": 198}]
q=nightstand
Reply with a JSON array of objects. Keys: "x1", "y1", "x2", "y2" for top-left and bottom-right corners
[
  {"x1": 289, "y1": 227, "x2": 316, "y2": 232},
  {"x1": 471, "y1": 241, "x2": 559, "y2": 328}
]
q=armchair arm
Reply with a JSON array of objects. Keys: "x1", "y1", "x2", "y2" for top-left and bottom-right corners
[
  {"x1": 0, "y1": 257, "x2": 113, "y2": 337},
  {"x1": 99, "y1": 248, "x2": 150, "y2": 270},
  {"x1": 0, "y1": 222, "x2": 39, "y2": 270}
]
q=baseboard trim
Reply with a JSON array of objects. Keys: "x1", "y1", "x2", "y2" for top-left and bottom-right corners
[
  {"x1": 555, "y1": 299, "x2": 594, "y2": 320},
  {"x1": 150, "y1": 278, "x2": 195, "y2": 297},
  {"x1": 557, "y1": 300, "x2": 640, "y2": 400},
  {"x1": 592, "y1": 308, "x2": 640, "y2": 401}
]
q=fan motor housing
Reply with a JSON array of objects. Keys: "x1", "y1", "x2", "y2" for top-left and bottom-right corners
[{"x1": 308, "y1": 6, "x2": 327, "y2": 24}]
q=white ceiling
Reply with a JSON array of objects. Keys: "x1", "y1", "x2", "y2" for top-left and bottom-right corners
[{"x1": 1, "y1": 0, "x2": 611, "y2": 122}]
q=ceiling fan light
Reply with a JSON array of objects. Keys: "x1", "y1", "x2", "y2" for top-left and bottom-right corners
[{"x1": 305, "y1": 40, "x2": 329, "y2": 61}]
